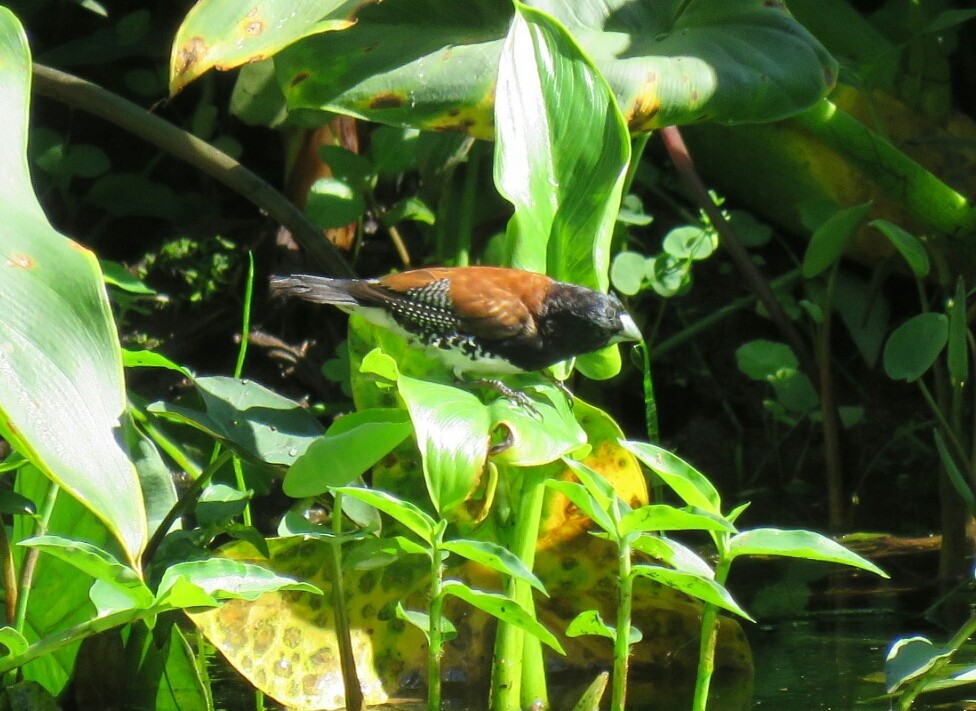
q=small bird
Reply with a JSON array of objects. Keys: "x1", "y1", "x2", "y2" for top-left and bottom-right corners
[{"x1": 270, "y1": 266, "x2": 642, "y2": 376}]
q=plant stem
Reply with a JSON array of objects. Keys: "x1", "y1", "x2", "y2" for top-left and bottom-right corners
[
  {"x1": 428, "y1": 542, "x2": 446, "y2": 710},
  {"x1": 660, "y1": 125, "x2": 816, "y2": 380},
  {"x1": 0, "y1": 523, "x2": 15, "y2": 625},
  {"x1": 327, "y1": 491, "x2": 365, "y2": 711},
  {"x1": 610, "y1": 538, "x2": 634, "y2": 711},
  {"x1": 143, "y1": 450, "x2": 234, "y2": 563},
  {"x1": 31, "y1": 64, "x2": 353, "y2": 277},
  {"x1": 491, "y1": 467, "x2": 548, "y2": 711},
  {"x1": 232, "y1": 253, "x2": 256, "y2": 528},
  {"x1": 14, "y1": 481, "x2": 59, "y2": 635},
  {"x1": 692, "y1": 557, "x2": 731, "y2": 711},
  {"x1": 819, "y1": 263, "x2": 846, "y2": 530}
]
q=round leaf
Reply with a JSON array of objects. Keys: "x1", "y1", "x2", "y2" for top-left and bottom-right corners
[{"x1": 883, "y1": 313, "x2": 948, "y2": 382}]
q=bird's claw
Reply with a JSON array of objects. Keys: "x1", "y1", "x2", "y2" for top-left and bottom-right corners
[{"x1": 468, "y1": 378, "x2": 543, "y2": 419}]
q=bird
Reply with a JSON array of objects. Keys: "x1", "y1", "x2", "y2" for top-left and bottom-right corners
[{"x1": 270, "y1": 266, "x2": 642, "y2": 377}]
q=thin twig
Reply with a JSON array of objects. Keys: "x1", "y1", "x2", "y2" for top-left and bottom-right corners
[{"x1": 31, "y1": 64, "x2": 354, "y2": 278}]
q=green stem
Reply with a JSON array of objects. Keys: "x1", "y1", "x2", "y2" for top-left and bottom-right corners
[
  {"x1": 327, "y1": 491, "x2": 365, "y2": 711},
  {"x1": 14, "y1": 481, "x2": 60, "y2": 635},
  {"x1": 918, "y1": 380, "x2": 970, "y2": 472},
  {"x1": 143, "y1": 450, "x2": 234, "y2": 564},
  {"x1": 128, "y1": 398, "x2": 202, "y2": 478},
  {"x1": 819, "y1": 263, "x2": 845, "y2": 530},
  {"x1": 31, "y1": 64, "x2": 353, "y2": 277},
  {"x1": 0, "y1": 523, "x2": 15, "y2": 626},
  {"x1": 233, "y1": 253, "x2": 256, "y2": 528},
  {"x1": 610, "y1": 538, "x2": 634, "y2": 711},
  {"x1": 455, "y1": 140, "x2": 482, "y2": 267},
  {"x1": 651, "y1": 270, "x2": 803, "y2": 358},
  {"x1": 491, "y1": 467, "x2": 548, "y2": 711},
  {"x1": 692, "y1": 557, "x2": 731, "y2": 711},
  {"x1": 428, "y1": 539, "x2": 446, "y2": 710}
]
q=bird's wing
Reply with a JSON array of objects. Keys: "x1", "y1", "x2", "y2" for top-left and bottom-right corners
[{"x1": 378, "y1": 267, "x2": 552, "y2": 342}]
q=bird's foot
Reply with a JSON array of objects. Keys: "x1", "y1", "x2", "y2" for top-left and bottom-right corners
[{"x1": 467, "y1": 378, "x2": 542, "y2": 418}]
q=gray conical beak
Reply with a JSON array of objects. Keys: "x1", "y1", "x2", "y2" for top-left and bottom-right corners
[{"x1": 615, "y1": 312, "x2": 643, "y2": 343}]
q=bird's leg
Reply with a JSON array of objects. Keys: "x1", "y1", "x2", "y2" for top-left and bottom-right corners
[{"x1": 465, "y1": 378, "x2": 542, "y2": 418}]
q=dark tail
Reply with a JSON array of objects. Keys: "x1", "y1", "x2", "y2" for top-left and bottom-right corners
[{"x1": 269, "y1": 274, "x2": 359, "y2": 306}]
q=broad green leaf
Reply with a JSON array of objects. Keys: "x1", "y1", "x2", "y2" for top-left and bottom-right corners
[
  {"x1": 494, "y1": 5, "x2": 630, "y2": 380},
  {"x1": 442, "y1": 581, "x2": 565, "y2": 654},
  {"x1": 335, "y1": 486, "x2": 436, "y2": 544},
  {"x1": 630, "y1": 536, "x2": 715, "y2": 579},
  {"x1": 631, "y1": 565, "x2": 752, "y2": 620},
  {"x1": 441, "y1": 539, "x2": 547, "y2": 594},
  {"x1": 274, "y1": 1, "x2": 834, "y2": 133},
  {"x1": 195, "y1": 483, "x2": 252, "y2": 527},
  {"x1": 728, "y1": 528, "x2": 888, "y2": 578},
  {"x1": 884, "y1": 636, "x2": 948, "y2": 693},
  {"x1": 622, "y1": 441, "x2": 721, "y2": 514},
  {"x1": 156, "y1": 559, "x2": 321, "y2": 607},
  {"x1": 0, "y1": 9, "x2": 147, "y2": 565},
  {"x1": 948, "y1": 277, "x2": 968, "y2": 389},
  {"x1": 19, "y1": 535, "x2": 154, "y2": 609},
  {"x1": 170, "y1": 0, "x2": 361, "y2": 92},
  {"x1": 883, "y1": 313, "x2": 948, "y2": 382},
  {"x1": 801, "y1": 203, "x2": 872, "y2": 278},
  {"x1": 869, "y1": 219, "x2": 929, "y2": 278},
  {"x1": 148, "y1": 376, "x2": 324, "y2": 467},
  {"x1": 0, "y1": 490, "x2": 35, "y2": 516},
  {"x1": 398, "y1": 375, "x2": 489, "y2": 515},
  {"x1": 284, "y1": 409, "x2": 412, "y2": 496},
  {"x1": 488, "y1": 381, "x2": 587, "y2": 467},
  {"x1": 305, "y1": 177, "x2": 365, "y2": 229},
  {"x1": 545, "y1": 480, "x2": 616, "y2": 536},
  {"x1": 394, "y1": 603, "x2": 457, "y2": 644},
  {"x1": 342, "y1": 535, "x2": 428, "y2": 571},
  {"x1": 619, "y1": 505, "x2": 735, "y2": 536}
]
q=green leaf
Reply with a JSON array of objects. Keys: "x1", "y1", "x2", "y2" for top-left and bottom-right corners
[
  {"x1": 565, "y1": 609, "x2": 615, "y2": 640},
  {"x1": 170, "y1": 0, "x2": 359, "y2": 92},
  {"x1": 631, "y1": 565, "x2": 753, "y2": 620},
  {"x1": 0, "y1": 627, "x2": 29, "y2": 657},
  {"x1": 0, "y1": 8, "x2": 147, "y2": 565},
  {"x1": 442, "y1": 581, "x2": 565, "y2": 654},
  {"x1": 156, "y1": 559, "x2": 321, "y2": 608},
  {"x1": 621, "y1": 441, "x2": 721, "y2": 514},
  {"x1": 831, "y1": 272, "x2": 890, "y2": 369},
  {"x1": 0, "y1": 490, "x2": 35, "y2": 516},
  {"x1": 647, "y1": 254, "x2": 691, "y2": 298},
  {"x1": 735, "y1": 340, "x2": 798, "y2": 381},
  {"x1": 869, "y1": 219, "x2": 929, "y2": 278},
  {"x1": 398, "y1": 375, "x2": 489, "y2": 515},
  {"x1": 662, "y1": 226, "x2": 716, "y2": 261},
  {"x1": 275, "y1": 1, "x2": 835, "y2": 132},
  {"x1": 19, "y1": 535, "x2": 154, "y2": 609},
  {"x1": 441, "y1": 539, "x2": 547, "y2": 595},
  {"x1": 630, "y1": 536, "x2": 715, "y2": 578},
  {"x1": 618, "y1": 505, "x2": 735, "y2": 536},
  {"x1": 305, "y1": 177, "x2": 365, "y2": 229},
  {"x1": 487, "y1": 380, "x2": 587, "y2": 467},
  {"x1": 148, "y1": 376, "x2": 324, "y2": 467},
  {"x1": 934, "y1": 430, "x2": 976, "y2": 514},
  {"x1": 610, "y1": 251, "x2": 648, "y2": 296},
  {"x1": 335, "y1": 486, "x2": 436, "y2": 545},
  {"x1": 284, "y1": 409, "x2": 412, "y2": 496},
  {"x1": 494, "y1": 4, "x2": 630, "y2": 380},
  {"x1": 545, "y1": 480, "x2": 616, "y2": 536},
  {"x1": 884, "y1": 636, "x2": 949, "y2": 693},
  {"x1": 801, "y1": 203, "x2": 872, "y2": 278},
  {"x1": 728, "y1": 528, "x2": 888, "y2": 578},
  {"x1": 883, "y1": 313, "x2": 948, "y2": 382},
  {"x1": 395, "y1": 603, "x2": 457, "y2": 644},
  {"x1": 195, "y1": 484, "x2": 251, "y2": 527},
  {"x1": 121, "y1": 349, "x2": 193, "y2": 377}
]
